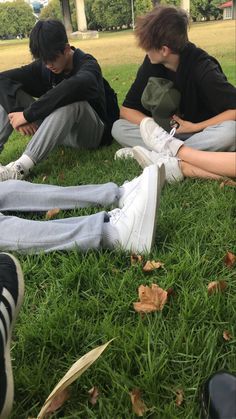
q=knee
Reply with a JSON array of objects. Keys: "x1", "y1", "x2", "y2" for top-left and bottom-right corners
[
  {"x1": 112, "y1": 119, "x2": 122, "y2": 140},
  {"x1": 220, "y1": 121, "x2": 236, "y2": 151}
]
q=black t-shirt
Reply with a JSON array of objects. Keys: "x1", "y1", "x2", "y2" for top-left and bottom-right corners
[{"x1": 123, "y1": 43, "x2": 236, "y2": 123}]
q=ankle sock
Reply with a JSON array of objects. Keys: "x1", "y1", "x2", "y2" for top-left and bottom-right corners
[{"x1": 102, "y1": 220, "x2": 119, "y2": 249}]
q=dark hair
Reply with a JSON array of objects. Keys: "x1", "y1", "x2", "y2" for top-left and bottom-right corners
[
  {"x1": 29, "y1": 19, "x2": 68, "y2": 62},
  {"x1": 135, "y1": 5, "x2": 189, "y2": 54}
]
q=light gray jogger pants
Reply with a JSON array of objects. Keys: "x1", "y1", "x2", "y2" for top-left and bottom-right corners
[{"x1": 0, "y1": 180, "x2": 120, "y2": 253}]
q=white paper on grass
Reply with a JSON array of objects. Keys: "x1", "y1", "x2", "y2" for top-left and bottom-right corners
[{"x1": 37, "y1": 339, "x2": 114, "y2": 418}]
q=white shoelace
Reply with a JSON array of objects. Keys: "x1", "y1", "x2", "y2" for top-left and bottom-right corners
[{"x1": 152, "y1": 125, "x2": 176, "y2": 142}]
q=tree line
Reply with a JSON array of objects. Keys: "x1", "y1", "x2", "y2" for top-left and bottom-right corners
[{"x1": 0, "y1": 0, "x2": 223, "y2": 39}]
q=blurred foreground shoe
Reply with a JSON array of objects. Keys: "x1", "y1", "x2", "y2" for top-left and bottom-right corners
[
  {"x1": 201, "y1": 371, "x2": 236, "y2": 419},
  {"x1": 0, "y1": 253, "x2": 25, "y2": 419}
]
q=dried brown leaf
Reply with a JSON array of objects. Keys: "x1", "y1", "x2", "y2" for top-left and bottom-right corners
[
  {"x1": 45, "y1": 208, "x2": 60, "y2": 220},
  {"x1": 142, "y1": 260, "x2": 164, "y2": 272},
  {"x1": 131, "y1": 254, "x2": 143, "y2": 265},
  {"x1": 167, "y1": 287, "x2": 175, "y2": 297},
  {"x1": 133, "y1": 283, "x2": 168, "y2": 313},
  {"x1": 175, "y1": 388, "x2": 184, "y2": 406},
  {"x1": 224, "y1": 251, "x2": 236, "y2": 268},
  {"x1": 207, "y1": 280, "x2": 227, "y2": 295},
  {"x1": 130, "y1": 389, "x2": 149, "y2": 417},
  {"x1": 88, "y1": 386, "x2": 99, "y2": 405},
  {"x1": 44, "y1": 388, "x2": 70, "y2": 417},
  {"x1": 223, "y1": 330, "x2": 232, "y2": 341},
  {"x1": 220, "y1": 179, "x2": 236, "y2": 188}
]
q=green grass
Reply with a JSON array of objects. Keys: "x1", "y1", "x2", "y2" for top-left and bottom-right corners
[{"x1": 2, "y1": 41, "x2": 236, "y2": 418}]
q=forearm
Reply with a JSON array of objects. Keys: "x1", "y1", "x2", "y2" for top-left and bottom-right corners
[
  {"x1": 194, "y1": 109, "x2": 236, "y2": 132},
  {"x1": 178, "y1": 146, "x2": 236, "y2": 178},
  {"x1": 120, "y1": 106, "x2": 147, "y2": 125}
]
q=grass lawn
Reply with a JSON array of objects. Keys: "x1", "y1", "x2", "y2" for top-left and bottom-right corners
[{"x1": 0, "y1": 21, "x2": 235, "y2": 418}]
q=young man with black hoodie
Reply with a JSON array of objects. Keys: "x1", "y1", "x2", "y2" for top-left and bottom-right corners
[
  {"x1": 112, "y1": 5, "x2": 236, "y2": 159},
  {"x1": 0, "y1": 19, "x2": 116, "y2": 181}
]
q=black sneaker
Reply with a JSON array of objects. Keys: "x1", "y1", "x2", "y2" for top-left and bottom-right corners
[
  {"x1": 201, "y1": 371, "x2": 236, "y2": 419},
  {"x1": 0, "y1": 253, "x2": 24, "y2": 419}
]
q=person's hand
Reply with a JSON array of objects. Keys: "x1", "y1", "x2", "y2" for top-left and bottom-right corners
[
  {"x1": 17, "y1": 122, "x2": 38, "y2": 136},
  {"x1": 8, "y1": 111, "x2": 27, "y2": 129},
  {"x1": 172, "y1": 114, "x2": 200, "y2": 134}
]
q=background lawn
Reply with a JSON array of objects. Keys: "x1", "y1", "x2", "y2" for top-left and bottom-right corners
[{"x1": 0, "y1": 21, "x2": 235, "y2": 418}]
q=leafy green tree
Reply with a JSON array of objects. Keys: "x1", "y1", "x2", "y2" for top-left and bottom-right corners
[
  {"x1": 135, "y1": 0, "x2": 153, "y2": 17},
  {"x1": 92, "y1": 0, "x2": 132, "y2": 29},
  {"x1": 0, "y1": 0, "x2": 36, "y2": 38},
  {"x1": 191, "y1": 0, "x2": 222, "y2": 21}
]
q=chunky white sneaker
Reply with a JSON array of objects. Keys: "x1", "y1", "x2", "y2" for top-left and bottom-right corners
[
  {"x1": 114, "y1": 148, "x2": 134, "y2": 160},
  {"x1": 0, "y1": 162, "x2": 25, "y2": 182},
  {"x1": 132, "y1": 146, "x2": 154, "y2": 168},
  {"x1": 109, "y1": 165, "x2": 161, "y2": 253},
  {"x1": 154, "y1": 153, "x2": 184, "y2": 183},
  {"x1": 118, "y1": 176, "x2": 140, "y2": 208},
  {"x1": 140, "y1": 117, "x2": 184, "y2": 156}
]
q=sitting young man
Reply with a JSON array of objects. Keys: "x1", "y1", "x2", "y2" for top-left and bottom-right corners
[
  {"x1": 0, "y1": 19, "x2": 115, "y2": 181},
  {"x1": 112, "y1": 5, "x2": 236, "y2": 155}
]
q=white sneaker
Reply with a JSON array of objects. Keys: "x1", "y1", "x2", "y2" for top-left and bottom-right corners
[
  {"x1": 153, "y1": 153, "x2": 184, "y2": 183},
  {"x1": 118, "y1": 176, "x2": 140, "y2": 208},
  {"x1": 132, "y1": 146, "x2": 154, "y2": 168},
  {"x1": 109, "y1": 165, "x2": 161, "y2": 253},
  {"x1": 114, "y1": 148, "x2": 134, "y2": 160},
  {"x1": 140, "y1": 117, "x2": 184, "y2": 156},
  {"x1": 0, "y1": 162, "x2": 25, "y2": 182},
  {"x1": 132, "y1": 146, "x2": 166, "y2": 189}
]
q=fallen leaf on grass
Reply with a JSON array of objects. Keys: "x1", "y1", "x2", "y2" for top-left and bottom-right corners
[
  {"x1": 224, "y1": 251, "x2": 236, "y2": 268},
  {"x1": 207, "y1": 280, "x2": 227, "y2": 295},
  {"x1": 45, "y1": 208, "x2": 60, "y2": 219},
  {"x1": 142, "y1": 260, "x2": 164, "y2": 272},
  {"x1": 88, "y1": 386, "x2": 99, "y2": 405},
  {"x1": 44, "y1": 388, "x2": 70, "y2": 417},
  {"x1": 220, "y1": 179, "x2": 236, "y2": 188},
  {"x1": 37, "y1": 339, "x2": 113, "y2": 418},
  {"x1": 133, "y1": 283, "x2": 168, "y2": 313},
  {"x1": 131, "y1": 254, "x2": 143, "y2": 265},
  {"x1": 167, "y1": 287, "x2": 175, "y2": 297},
  {"x1": 175, "y1": 388, "x2": 184, "y2": 406},
  {"x1": 130, "y1": 389, "x2": 149, "y2": 416},
  {"x1": 223, "y1": 330, "x2": 233, "y2": 341}
]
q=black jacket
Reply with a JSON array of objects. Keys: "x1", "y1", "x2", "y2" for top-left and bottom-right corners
[
  {"x1": 123, "y1": 42, "x2": 236, "y2": 123},
  {"x1": 0, "y1": 48, "x2": 112, "y2": 145}
]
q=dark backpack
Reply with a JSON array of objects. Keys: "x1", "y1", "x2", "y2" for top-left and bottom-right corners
[{"x1": 103, "y1": 77, "x2": 119, "y2": 126}]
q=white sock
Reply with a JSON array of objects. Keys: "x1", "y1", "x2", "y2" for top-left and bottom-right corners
[
  {"x1": 14, "y1": 154, "x2": 35, "y2": 174},
  {"x1": 102, "y1": 221, "x2": 119, "y2": 249}
]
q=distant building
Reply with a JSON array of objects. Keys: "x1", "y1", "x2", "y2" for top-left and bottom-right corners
[{"x1": 219, "y1": 1, "x2": 233, "y2": 19}]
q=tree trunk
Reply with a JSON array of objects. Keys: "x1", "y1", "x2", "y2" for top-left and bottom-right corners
[
  {"x1": 75, "y1": 0, "x2": 87, "y2": 31},
  {"x1": 59, "y1": 0, "x2": 73, "y2": 35}
]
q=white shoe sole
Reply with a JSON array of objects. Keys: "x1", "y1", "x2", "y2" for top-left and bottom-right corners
[{"x1": 0, "y1": 253, "x2": 24, "y2": 419}]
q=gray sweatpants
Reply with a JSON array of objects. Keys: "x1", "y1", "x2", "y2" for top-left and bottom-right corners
[
  {"x1": 0, "y1": 180, "x2": 120, "y2": 253},
  {"x1": 112, "y1": 119, "x2": 236, "y2": 152},
  {"x1": 0, "y1": 89, "x2": 104, "y2": 162}
]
